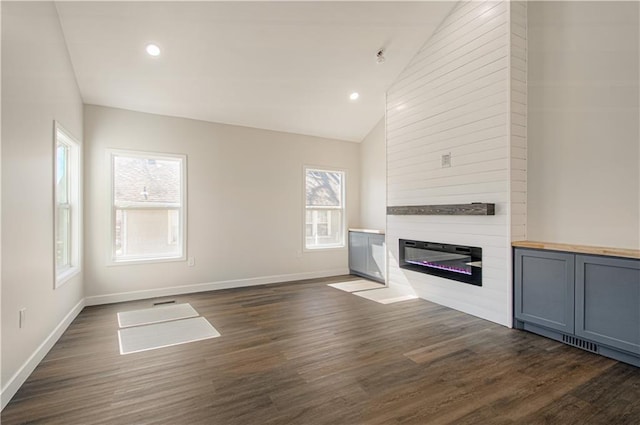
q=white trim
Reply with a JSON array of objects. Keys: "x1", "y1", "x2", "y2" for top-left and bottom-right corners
[
  {"x1": 54, "y1": 121, "x2": 82, "y2": 289},
  {"x1": 85, "y1": 268, "x2": 349, "y2": 306},
  {"x1": 0, "y1": 299, "x2": 86, "y2": 411},
  {"x1": 55, "y1": 266, "x2": 81, "y2": 286},
  {"x1": 302, "y1": 165, "x2": 347, "y2": 252},
  {"x1": 107, "y1": 256, "x2": 186, "y2": 267},
  {"x1": 107, "y1": 149, "x2": 187, "y2": 265}
]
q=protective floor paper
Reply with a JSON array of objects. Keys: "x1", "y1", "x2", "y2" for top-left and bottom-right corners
[
  {"x1": 328, "y1": 280, "x2": 384, "y2": 293},
  {"x1": 117, "y1": 303, "x2": 199, "y2": 328},
  {"x1": 353, "y1": 287, "x2": 418, "y2": 304},
  {"x1": 118, "y1": 316, "x2": 220, "y2": 355}
]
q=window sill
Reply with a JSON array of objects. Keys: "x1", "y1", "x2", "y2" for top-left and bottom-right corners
[
  {"x1": 108, "y1": 255, "x2": 186, "y2": 266},
  {"x1": 55, "y1": 266, "x2": 80, "y2": 289}
]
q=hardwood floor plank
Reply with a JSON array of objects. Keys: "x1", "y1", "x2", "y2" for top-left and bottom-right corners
[{"x1": 2, "y1": 275, "x2": 639, "y2": 424}]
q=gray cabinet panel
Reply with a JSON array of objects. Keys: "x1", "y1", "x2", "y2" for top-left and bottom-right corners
[
  {"x1": 515, "y1": 249, "x2": 575, "y2": 333},
  {"x1": 575, "y1": 255, "x2": 640, "y2": 354},
  {"x1": 348, "y1": 232, "x2": 368, "y2": 274},
  {"x1": 349, "y1": 231, "x2": 385, "y2": 283},
  {"x1": 366, "y1": 233, "x2": 385, "y2": 280}
]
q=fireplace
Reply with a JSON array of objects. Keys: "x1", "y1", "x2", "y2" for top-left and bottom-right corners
[{"x1": 399, "y1": 239, "x2": 482, "y2": 286}]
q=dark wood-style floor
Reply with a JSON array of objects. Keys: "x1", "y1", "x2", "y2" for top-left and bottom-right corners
[{"x1": 3, "y1": 276, "x2": 639, "y2": 424}]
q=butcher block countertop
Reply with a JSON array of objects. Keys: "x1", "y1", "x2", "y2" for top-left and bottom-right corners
[
  {"x1": 348, "y1": 228, "x2": 385, "y2": 235},
  {"x1": 512, "y1": 241, "x2": 640, "y2": 260}
]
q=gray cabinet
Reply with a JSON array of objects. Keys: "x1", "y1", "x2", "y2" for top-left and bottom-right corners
[
  {"x1": 514, "y1": 249, "x2": 575, "y2": 334},
  {"x1": 349, "y1": 231, "x2": 385, "y2": 283},
  {"x1": 575, "y1": 255, "x2": 640, "y2": 354},
  {"x1": 514, "y1": 248, "x2": 640, "y2": 366}
]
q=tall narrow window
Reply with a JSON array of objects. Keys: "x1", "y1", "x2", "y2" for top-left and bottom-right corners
[
  {"x1": 54, "y1": 123, "x2": 81, "y2": 287},
  {"x1": 110, "y1": 150, "x2": 186, "y2": 263},
  {"x1": 305, "y1": 168, "x2": 345, "y2": 249}
]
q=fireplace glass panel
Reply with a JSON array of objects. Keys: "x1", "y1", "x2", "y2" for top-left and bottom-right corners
[
  {"x1": 404, "y1": 247, "x2": 473, "y2": 275},
  {"x1": 399, "y1": 240, "x2": 482, "y2": 286}
]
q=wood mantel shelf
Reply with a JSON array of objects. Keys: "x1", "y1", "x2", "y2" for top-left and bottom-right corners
[
  {"x1": 387, "y1": 203, "x2": 495, "y2": 216},
  {"x1": 512, "y1": 241, "x2": 640, "y2": 260}
]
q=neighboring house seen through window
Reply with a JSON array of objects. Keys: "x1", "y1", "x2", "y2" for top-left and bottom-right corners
[
  {"x1": 110, "y1": 150, "x2": 186, "y2": 263},
  {"x1": 305, "y1": 168, "x2": 345, "y2": 249},
  {"x1": 55, "y1": 123, "x2": 81, "y2": 287}
]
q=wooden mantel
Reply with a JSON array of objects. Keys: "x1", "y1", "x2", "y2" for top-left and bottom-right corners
[{"x1": 387, "y1": 203, "x2": 495, "y2": 216}]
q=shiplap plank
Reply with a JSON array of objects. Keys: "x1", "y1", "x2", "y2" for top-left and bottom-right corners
[
  {"x1": 510, "y1": 192, "x2": 526, "y2": 204},
  {"x1": 387, "y1": 78, "x2": 510, "y2": 133},
  {"x1": 388, "y1": 114, "x2": 508, "y2": 150},
  {"x1": 387, "y1": 180, "x2": 508, "y2": 199},
  {"x1": 388, "y1": 98, "x2": 509, "y2": 142},
  {"x1": 511, "y1": 112, "x2": 526, "y2": 127},
  {"x1": 388, "y1": 90, "x2": 509, "y2": 138},
  {"x1": 393, "y1": 17, "x2": 508, "y2": 97},
  {"x1": 388, "y1": 133, "x2": 506, "y2": 164},
  {"x1": 389, "y1": 149, "x2": 509, "y2": 181},
  {"x1": 510, "y1": 0, "x2": 527, "y2": 242},
  {"x1": 389, "y1": 47, "x2": 509, "y2": 104},
  {"x1": 388, "y1": 141, "x2": 507, "y2": 173},
  {"x1": 388, "y1": 71, "x2": 508, "y2": 122},
  {"x1": 397, "y1": 2, "x2": 506, "y2": 83},
  {"x1": 387, "y1": 128, "x2": 508, "y2": 160},
  {"x1": 511, "y1": 135, "x2": 526, "y2": 149}
]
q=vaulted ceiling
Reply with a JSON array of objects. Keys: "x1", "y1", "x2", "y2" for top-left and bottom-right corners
[{"x1": 55, "y1": 1, "x2": 454, "y2": 142}]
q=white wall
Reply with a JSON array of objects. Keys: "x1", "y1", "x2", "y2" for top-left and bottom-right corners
[
  {"x1": 84, "y1": 105, "x2": 360, "y2": 302},
  {"x1": 359, "y1": 118, "x2": 386, "y2": 231},
  {"x1": 1, "y1": 1, "x2": 84, "y2": 406},
  {"x1": 528, "y1": 1, "x2": 639, "y2": 250},
  {"x1": 386, "y1": 0, "x2": 524, "y2": 326}
]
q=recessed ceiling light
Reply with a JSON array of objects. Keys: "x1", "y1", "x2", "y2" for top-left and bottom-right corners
[
  {"x1": 146, "y1": 44, "x2": 161, "y2": 57},
  {"x1": 349, "y1": 92, "x2": 359, "y2": 101}
]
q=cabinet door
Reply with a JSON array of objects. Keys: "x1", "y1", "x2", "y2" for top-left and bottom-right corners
[
  {"x1": 575, "y1": 255, "x2": 640, "y2": 354},
  {"x1": 514, "y1": 249, "x2": 575, "y2": 333},
  {"x1": 365, "y1": 234, "x2": 385, "y2": 281},
  {"x1": 348, "y1": 232, "x2": 368, "y2": 274}
]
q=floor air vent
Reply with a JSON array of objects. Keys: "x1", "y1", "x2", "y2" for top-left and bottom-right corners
[{"x1": 562, "y1": 334, "x2": 598, "y2": 353}]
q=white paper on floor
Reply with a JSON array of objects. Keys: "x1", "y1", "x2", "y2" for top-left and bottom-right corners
[
  {"x1": 118, "y1": 316, "x2": 220, "y2": 355},
  {"x1": 353, "y1": 286, "x2": 418, "y2": 304},
  {"x1": 117, "y1": 303, "x2": 199, "y2": 328},
  {"x1": 328, "y1": 280, "x2": 384, "y2": 293}
]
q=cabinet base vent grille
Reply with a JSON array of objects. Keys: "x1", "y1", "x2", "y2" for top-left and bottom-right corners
[{"x1": 562, "y1": 335, "x2": 598, "y2": 353}]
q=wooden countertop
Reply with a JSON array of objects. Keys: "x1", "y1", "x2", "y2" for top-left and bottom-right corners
[
  {"x1": 512, "y1": 241, "x2": 640, "y2": 260},
  {"x1": 348, "y1": 228, "x2": 385, "y2": 235}
]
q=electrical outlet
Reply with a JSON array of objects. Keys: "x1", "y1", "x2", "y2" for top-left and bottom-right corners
[
  {"x1": 19, "y1": 308, "x2": 26, "y2": 328},
  {"x1": 441, "y1": 153, "x2": 452, "y2": 168},
  {"x1": 188, "y1": 257, "x2": 195, "y2": 267}
]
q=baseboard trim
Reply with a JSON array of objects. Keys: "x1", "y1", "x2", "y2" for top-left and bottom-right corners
[
  {"x1": 85, "y1": 268, "x2": 349, "y2": 306},
  {"x1": 1, "y1": 298, "x2": 86, "y2": 411}
]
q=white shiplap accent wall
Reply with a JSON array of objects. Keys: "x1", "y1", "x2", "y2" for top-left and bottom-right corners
[
  {"x1": 386, "y1": 0, "x2": 526, "y2": 327},
  {"x1": 510, "y1": 1, "x2": 527, "y2": 242}
]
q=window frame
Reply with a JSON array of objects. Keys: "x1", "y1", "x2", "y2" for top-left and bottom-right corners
[
  {"x1": 303, "y1": 166, "x2": 347, "y2": 252},
  {"x1": 108, "y1": 149, "x2": 187, "y2": 265},
  {"x1": 54, "y1": 122, "x2": 82, "y2": 288}
]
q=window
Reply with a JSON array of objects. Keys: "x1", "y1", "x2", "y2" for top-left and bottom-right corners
[
  {"x1": 110, "y1": 150, "x2": 186, "y2": 263},
  {"x1": 305, "y1": 167, "x2": 345, "y2": 249},
  {"x1": 54, "y1": 123, "x2": 81, "y2": 287}
]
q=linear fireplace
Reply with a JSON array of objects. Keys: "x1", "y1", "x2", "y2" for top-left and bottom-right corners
[{"x1": 399, "y1": 239, "x2": 482, "y2": 286}]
